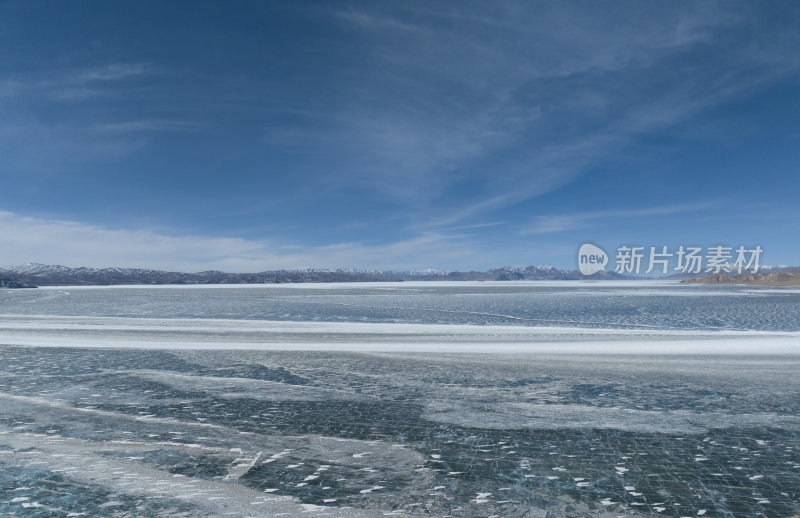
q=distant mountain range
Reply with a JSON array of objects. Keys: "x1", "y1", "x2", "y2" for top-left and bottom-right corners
[
  {"x1": 682, "y1": 269, "x2": 800, "y2": 286},
  {"x1": 0, "y1": 263, "x2": 628, "y2": 288}
]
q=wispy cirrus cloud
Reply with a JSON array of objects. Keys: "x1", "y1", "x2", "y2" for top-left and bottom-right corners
[
  {"x1": 0, "y1": 62, "x2": 192, "y2": 170},
  {"x1": 90, "y1": 120, "x2": 206, "y2": 134},
  {"x1": 0, "y1": 62, "x2": 153, "y2": 101},
  {"x1": 520, "y1": 201, "x2": 723, "y2": 235},
  {"x1": 287, "y1": 2, "x2": 800, "y2": 225},
  {"x1": 75, "y1": 63, "x2": 152, "y2": 82}
]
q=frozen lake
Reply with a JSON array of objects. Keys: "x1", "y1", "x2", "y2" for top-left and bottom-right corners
[
  {"x1": 3, "y1": 281, "x2": 800, "y2": 332},
  {"x1": 1, "y1": 282, "x2": 799, "y2": 516}
]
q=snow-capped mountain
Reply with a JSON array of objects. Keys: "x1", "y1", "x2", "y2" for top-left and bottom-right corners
[{"x1": 1, "y1": 263, "x2": 75, "y2": 275}]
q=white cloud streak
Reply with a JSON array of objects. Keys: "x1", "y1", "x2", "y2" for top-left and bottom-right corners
[{"x1": 520, "y1": 202, "x2": 722, "y2": 235}]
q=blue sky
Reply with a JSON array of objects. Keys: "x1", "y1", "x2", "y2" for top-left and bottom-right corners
[{"x1": 1, "y1": 1, "x2": 799, "y2": 272}]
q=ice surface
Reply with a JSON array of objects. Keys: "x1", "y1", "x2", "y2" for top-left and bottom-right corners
[
  {"x1": 1, "y1": 347, "x2": 799, "y2": 516},
  {"x1": 1, "y1": 284, "x2": 799, "y2": 516}
]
